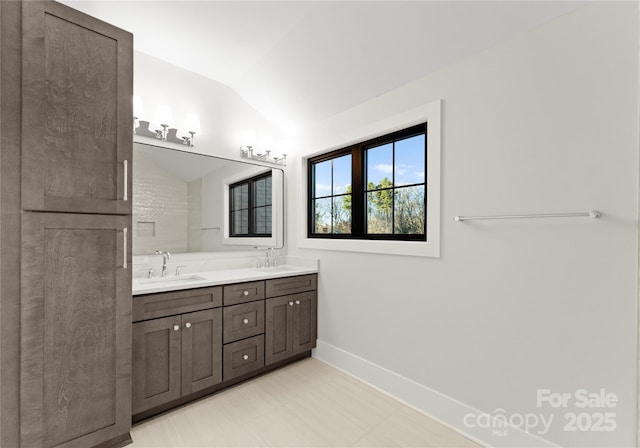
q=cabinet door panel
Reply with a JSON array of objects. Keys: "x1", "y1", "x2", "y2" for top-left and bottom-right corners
[
  {"x1": 22, "y1": 1, "x2": 132, "y2": 215},
  {"x1": 132, "y1": 316, "x2": 182, "y2": 415},
  {"x1": 21, "y1": 213, "x2": 131, "y2": 448},
  {"x1": 265, "y1": 296, "x2": 293, "y2": 365},
  {"x1": 293, "y1": 292, "x2": 317, "y2": 355},
  {"x1": 181, "y1": 308, "x2": 223, "y2": 395}
]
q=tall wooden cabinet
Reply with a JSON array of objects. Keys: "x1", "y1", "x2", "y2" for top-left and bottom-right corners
[{"x1": 0, "y1": 1, "x2": 133, "y2": 447}]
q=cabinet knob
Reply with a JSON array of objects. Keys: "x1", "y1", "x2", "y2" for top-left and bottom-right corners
[
  {"x1": 243, "y1": 291, "x2": 249, "y2": 296},
  {"x1": 288, "y1": 301, "x2": 294, "y2": 306},
  {"x1": 185, "y1": 322, "x2": 192, "y2": 328},
  {"x1": 295, "y1": 300, "x2": 300, "y2": 305},
  {"x1": 173, "y1": 325, "x2": 180, "y2": 331},
  {"x1": 242, "y1": 318, "x2": 249, "y2": 324},
  {"x1": 242, "y1": 354, "x2": 249, "y2": 361}
]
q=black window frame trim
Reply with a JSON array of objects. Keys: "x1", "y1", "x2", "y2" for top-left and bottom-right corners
[
  {"x1": 229, "y1": 171, "x2": 273, "y2": 238},
  {"x1": 307, "y1": 122, "x2": 427, "y2": 242}
]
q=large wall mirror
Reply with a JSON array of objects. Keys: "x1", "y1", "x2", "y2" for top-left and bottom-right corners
[{"x1": 132, "y1": 142, "x2": 284, "y2": 256}]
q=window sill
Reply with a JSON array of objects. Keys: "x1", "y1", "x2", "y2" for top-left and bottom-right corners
[{"x1": 297, "y1": 237, "x2": 439, "y2": 257}]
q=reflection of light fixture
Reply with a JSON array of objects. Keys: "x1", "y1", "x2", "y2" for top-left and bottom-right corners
[
  {"x1": 133, "y1": 96, "x2": 144, "y2": 132},
  {"x1": 181, "y1": 113, "x2": 201, "y2": 146},
  {"x1": 133, "y1": 97, "x2": 201, "y2": 147},
  {"x1": 240, "y1": 129, "x2": 287, "y2": 166},
  {"x1": 154, "y1": 104, "x2": 173, "y2": 140}
]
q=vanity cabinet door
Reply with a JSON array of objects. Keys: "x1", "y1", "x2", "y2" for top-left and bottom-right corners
[
  {"x1": 265, "y1": 292, "x2": 317, "y2": 366},
  {"x1": 265, "y1": 295, "x2": 294, "y2": 365},
  {"x1": 22, "y1": 1, "x2": 133, "y2": 215},
  {"x1": 132, "y1": 316, "x2": 182, "y2": 415},
  {"x1": 21, "y1": 212, "x2": 132, "y2": 448},
  {"x1": 292, "y1": 291, "x2": 317, "y2": 355},
  {"x1": 181, "y1": 308, "x2": 223, "y2": 395}
]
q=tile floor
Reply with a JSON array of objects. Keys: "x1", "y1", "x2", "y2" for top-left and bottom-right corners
[{"x1": 130, "y1": 358, "x2": 482, "y2": 448}]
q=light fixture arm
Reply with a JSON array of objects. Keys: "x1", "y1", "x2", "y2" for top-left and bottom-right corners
[{"x1": 240, "y1": 145, "x2": 286, "y2": 166}]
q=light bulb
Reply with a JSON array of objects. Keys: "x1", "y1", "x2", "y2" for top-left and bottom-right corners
[
  {"x1": 133, "y1": 96, "x2": 144, "y2": 119},
  {"x1": 262, "y1": 135, "x2": 275, "y2": 151},
  {"x1": 183, "y1": 113, "x2": 201, "y2": 135},
  {"x1": 244, "y1": 129, "x2": 257, "y2": 147},
  {"x1": 155, "y1": 104, "x2": 173, "y2": 127}
]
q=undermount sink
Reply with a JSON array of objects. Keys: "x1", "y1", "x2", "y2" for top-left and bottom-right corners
[{"x1": 138, "y1": 275, "x2": 207, "y2": 284}]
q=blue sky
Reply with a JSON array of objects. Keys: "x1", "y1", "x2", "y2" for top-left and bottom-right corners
[{"x1": 313, "y1": 134, "x2": 425, "y2": 197}]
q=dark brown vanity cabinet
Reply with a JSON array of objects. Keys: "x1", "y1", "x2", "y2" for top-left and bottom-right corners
[
  {"x1": 132, "y1": 308, "x2": 223, "y2": 414},
  {"x1": 131, "y1": 275, "x2": 317, "y2": 421},
  {"x1": 222, "y1": 281, "x2": 266, "y2": 381},
  {"x1": 265, "y1": 275, "x2": 318, "y2": 366},
  {"x1": 132, "y1": 288, "x2": 223, "y2": 414},
  {"x1": 0, "y1": 1, "x2": 134, "y2": 447}
]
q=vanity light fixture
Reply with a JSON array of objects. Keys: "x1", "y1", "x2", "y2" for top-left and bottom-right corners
[
  {"x1": 133, "y1": 97, "x2": 201, "y2": 147},
  {"x1": 240, "y1": 130, "x2": 287, "y2": 166},
  {"x1": 133, "y1": 95, "x2": 144, "y2": 132}
]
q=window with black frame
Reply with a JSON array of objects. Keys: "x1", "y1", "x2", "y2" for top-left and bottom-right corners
[
  {"x1": 308, "y1": 123, "x2": 426, "y2": 241},
  {"x1": 230, "y1": 172, "x2": 272, "y2": 237}
]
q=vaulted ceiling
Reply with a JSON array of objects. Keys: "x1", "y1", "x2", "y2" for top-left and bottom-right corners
[{"x1": 61, "y1": 1, "x2": 586, "y2": 134}]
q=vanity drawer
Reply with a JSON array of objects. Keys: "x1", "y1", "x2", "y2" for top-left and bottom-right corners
[
  {"x1": 223, "y1": 281, "x2": 265, "y2": 306},
  {"x1": 223, "y1": 301, "x2": 265, "y2": 344},
  {"x1": 133, "y1": 286, "x2": 223, "y2": 322},
  {"x1": 223, "y1": 335, "x2": 264, "y2": 381},
  {"x1": 266, "y1": 274, "x2": 317, "y2": 298}
]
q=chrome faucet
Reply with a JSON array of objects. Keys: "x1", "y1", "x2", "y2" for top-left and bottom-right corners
[
  {"x1": 155, "y1": 250, "x2": 171, "y2": 277},
  {"x1": 265, "y1": 248, "x2": 277, "y2": 268}
]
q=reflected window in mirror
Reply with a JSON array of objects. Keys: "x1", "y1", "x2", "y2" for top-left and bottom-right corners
[{"x1": 229, "y1": 172, "x2": 272, "y2": 237}]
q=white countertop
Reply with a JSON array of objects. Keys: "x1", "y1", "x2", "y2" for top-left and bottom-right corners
[{"x1": 133, "y1": 264, "x2": 318, "y2": 296}]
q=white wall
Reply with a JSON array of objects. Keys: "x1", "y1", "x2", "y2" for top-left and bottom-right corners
[
  {"x1": 133, "y1": 51, "x2": 285, "y2": 161},
  {"x1": 289, "y1": 2, "x2": 639, "y2": 447}
]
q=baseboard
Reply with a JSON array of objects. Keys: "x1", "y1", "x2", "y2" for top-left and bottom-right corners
[{"x1": 313, "y1": 340, "x2": 559, "y2": 448}]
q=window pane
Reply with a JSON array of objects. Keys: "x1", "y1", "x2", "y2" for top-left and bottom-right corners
[
  {"x1": 313, "y1": 160, "x2": 332, "y2": 198},
  {"x1": 233, "y1": 184, "x2": 248, "y2": 210},
  {"x1": 394, "y1": 185, "x2": 425, "y2": 235},
  {"x1": 313, "y1": 198, "x2": 332, "y2": 234},
  {"x1": 333, "y1": 154, "x2": 351, "y2": 194},
  {"x1": 333, "y1": 195, "x2": 351, "y2": 234},
  {"x1": 265, "y1": 176, "x2": 272, "y2": 205},
  {"x1": 395, "y1": 134, "x2": 425, "y2": 186},
  {"x1": 252, "y1": 205, "x2": 272, "y2": 235},
  {"x1": 264, "y1": 205, "x2": 272, "y2": 234},
  {"x1": 254, "y1": 177, "x2": 268, "y2": 207},
  {"x1": 254, "y1": 206, "x2": 267, "y2": 234},
  {"x1": 366, "y1": 191, "x2": 392, "y2": 234},
  {"x1": 231, "y1": 186, "x2": 241, "y2": 211},
  {"x1": 366, "y1": 143, "x2": 393, "y2": 188},
  {"x1": 232, "y1": 210, "x2": 248, "y2": 235}
]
